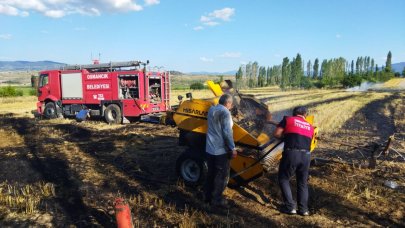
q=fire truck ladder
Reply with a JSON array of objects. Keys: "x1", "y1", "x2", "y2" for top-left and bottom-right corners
[
  {"x1": 164, "y1": 72, "x2": 171, "y2": 110},
  {"x1": 61, "y1": 61, "x2": 147, "y2": 71}
]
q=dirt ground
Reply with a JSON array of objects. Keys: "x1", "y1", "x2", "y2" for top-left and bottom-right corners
[{"x1": 0, "y1": 89, "x2": 404, "y2": 227}]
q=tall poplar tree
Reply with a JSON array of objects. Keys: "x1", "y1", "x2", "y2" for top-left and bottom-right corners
[
  {"x1": 281, "y1": 57, "x2": 290, "y2": 88},
  {"x1": 370, "y1": 58, "x2": 375, "y2": 74},
  {"x1": 313, "y1": 58, "x2": 319, "y2": 79},
  {"x1": 235, "y1": 66, "x2": 243, "y2": 88},
  {"x1": 266, "y1": 66, "x2": 271, "y2": 85},
  {"x1": 307, "y1": 60, "x2": 311, "y2": 77},
  {"x1": 351, "y1": 60, "x2": 354, "y2": 75},
  {"x1": 385, "y1": 51, "x2": 392, "y2": 73}
]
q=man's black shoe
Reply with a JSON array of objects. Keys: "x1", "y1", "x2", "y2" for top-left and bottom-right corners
[{"x1": 281, "y1": 208, "x2": 297, "y2": 215}]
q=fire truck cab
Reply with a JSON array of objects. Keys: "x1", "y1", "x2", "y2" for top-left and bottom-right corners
[{"x1": 36, "y1": 60, "x2": 170, "y2": 124}]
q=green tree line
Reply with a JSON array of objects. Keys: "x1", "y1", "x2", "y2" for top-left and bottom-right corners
[{"x1": 235, "y1": 51, "x2": 396, "y2": 89}]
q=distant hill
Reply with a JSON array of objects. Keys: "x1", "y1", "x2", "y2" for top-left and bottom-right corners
[
  {"x1": 168, "y1": 70, "x2": 184, "y2": 75},
  {"x1": 0, "y1": 61, "x2": 65, "y2": 71},
  {"x1": 392, "y1": 62, "x2": 405, "y2": 73}
]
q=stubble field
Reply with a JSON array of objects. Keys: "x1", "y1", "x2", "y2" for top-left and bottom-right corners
[{"x1": 0, "y1": 79, "x2": 404, "y2": 227}]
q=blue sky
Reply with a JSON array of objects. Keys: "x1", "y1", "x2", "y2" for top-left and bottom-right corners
[{"x1": 0, "y1": 0, "x2": 404, "y2": 72}]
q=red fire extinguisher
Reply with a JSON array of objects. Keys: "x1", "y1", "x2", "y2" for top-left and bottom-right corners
[{"x1": 114, "y1": 198, "x2": 133, "y2": 228}]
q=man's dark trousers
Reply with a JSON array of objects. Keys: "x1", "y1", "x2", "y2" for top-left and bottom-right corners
[
  {"x1": 278, "y1": 149, "x2": 311, "y2": 212},
  {"x1": 204, "y1": 153, "x2": 230, "y2": 203}
]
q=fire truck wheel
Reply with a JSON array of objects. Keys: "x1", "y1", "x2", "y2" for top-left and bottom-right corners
[
  {"x1": 176, "y1": 151, "x2": 207, "y2": 185},
  {"x1": 44, "y1": 102, "x2": 57, "y2": 119},
  {"x1": 104, "y1": 104, "x2": 122, "y2": 124}
]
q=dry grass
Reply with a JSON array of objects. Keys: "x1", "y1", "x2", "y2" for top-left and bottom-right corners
[
  {"x1": 381, "y1": 78, "x2": 405, "y2": 89},
  {"x1": 309, "y1": 92, "x2": 389, "y2": 133},
  {"x1": 0, "y1": 96, "x2": 37, "y2": 116},
  {"x1": 0, "y1": 182, "x2": 55, "y2": 214},
  {"x1": 0, "y1": 71, "x2": 35, "y2": 85},
  {"x1": 0, "y1": 127, "x2": 24, "y2": 149},
  {"x1": 170, "y1": 89, "x2": 214, "y2": 106},
  {"x1": 127, "y1": 192, "x2": 209, "y2": 227}
]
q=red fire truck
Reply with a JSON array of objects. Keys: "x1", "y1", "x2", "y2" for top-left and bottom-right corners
[{"x1": 36, "y1": 60, "x2": 170, "y2": 124}]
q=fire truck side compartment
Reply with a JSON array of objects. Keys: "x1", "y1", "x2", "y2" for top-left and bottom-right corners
[{"x1": 61, "y1": 73, "x2": 83, "y2": 100}]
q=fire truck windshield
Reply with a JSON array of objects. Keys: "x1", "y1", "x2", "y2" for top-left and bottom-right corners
[{"x1": 39, "y1": 74, "x2": 49, "y2": 87}]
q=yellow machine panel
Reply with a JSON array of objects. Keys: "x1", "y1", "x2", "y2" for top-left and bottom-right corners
[
  {"x1": 207, "y1": 80, "x2": 223, "y2": 97},
  {"x1": 305, "y1": 115, "x2": 318, "y2": 152},
  {"x1": 229, "y1": 155, "x2": 264, "y2": 185}
]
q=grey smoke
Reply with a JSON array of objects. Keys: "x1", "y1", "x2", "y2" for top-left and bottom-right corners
[{"x1": 346, "y1": 81, "x2": 384, "y2": 92}]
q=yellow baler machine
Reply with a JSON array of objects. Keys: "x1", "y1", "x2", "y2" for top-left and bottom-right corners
[{"x1": 172, "y1": 81, "x2": 318, "y2": 185}]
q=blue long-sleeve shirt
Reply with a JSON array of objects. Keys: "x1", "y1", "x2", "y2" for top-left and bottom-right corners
[{"x1": 206, "y1": 104, "x2": 236, "y2": 156}]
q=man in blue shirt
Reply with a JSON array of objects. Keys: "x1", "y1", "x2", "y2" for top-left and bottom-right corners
[{"x1": 204, "y1": 93, "x2": 238, "y2": 207}]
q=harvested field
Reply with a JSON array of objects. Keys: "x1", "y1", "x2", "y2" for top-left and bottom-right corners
[
  {"x1": 0, "y1": 79, "x2": 404, "y2": 227},
  {"x1": 0, "y1": 71, "x2": 35, "y2": 86}
]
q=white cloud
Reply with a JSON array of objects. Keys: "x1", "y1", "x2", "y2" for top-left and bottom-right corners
[
  {"x1": 220, "y1": 52, "x2": 241, "y2": 58},
  {"x1": 208, "y1": 8, "x2": 235, "y2": 21},
  {"x1": 193, "y1": 26, "x2": 204, "y2": 31},
  {"x1": 144, "y1": 0, "x2": 160, "y2": 6},
  {"x1": 20, "y1": 11, "x2": 29, "y2": 17},
  {"x1": 89, "y1": 8, "x2": 101, "y2": 16},
  {"x1": 336, "y1": 33, "x2": 342, "y2": 39},
  {"x1": 0, "y1": 4, "x2": 28, "y2": 16},
  {"x1": 196, "y1": 7, "x2": 235, "y2": 29},
  {"x1": 200, "y1": 15, "x2": 210, "y2": 22},
  {"x1": 0, "y1": 34, "x2": 12, "y2": 40},
  {"x1": 44, "y1": 9, "x2": 65, "y2": 18},
  {"x1": 203, "y1": 21, "x2": 219, "y2": 26},
  {"x1": 0, "y1": 0, "x2": 150, "y2": 18},
  {"x1": 200, "y1": 57, "x2": 213, "y2": 62},
  {"x1": 0, "y1": 4, "x2": 18, "y2": 16},
  {"x1": 110, "y1": 0, "x2": 143, "y2": 11},
  {"x1": 274, "y1": 53, "x2": 281, "y2": 58}
]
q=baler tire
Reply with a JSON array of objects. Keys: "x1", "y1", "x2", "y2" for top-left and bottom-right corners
[
  {"x1": 104, "y1": 104, "x2": 122, "y2": 124},
  {"x1": 44, "y1": 102, "x2": 57, "y2": 119},
  {"x1": 176, "y1": 152, "x2": 207, "y2": 185}
]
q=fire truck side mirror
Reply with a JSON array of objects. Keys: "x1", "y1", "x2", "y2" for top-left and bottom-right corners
[{"x1": 178, "y1": 95, "x2": 183, "y2": 101}]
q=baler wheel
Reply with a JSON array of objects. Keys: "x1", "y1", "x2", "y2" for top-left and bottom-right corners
[{"x1": 176, "y1": 151, "x2": 207, "y2": 185}]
